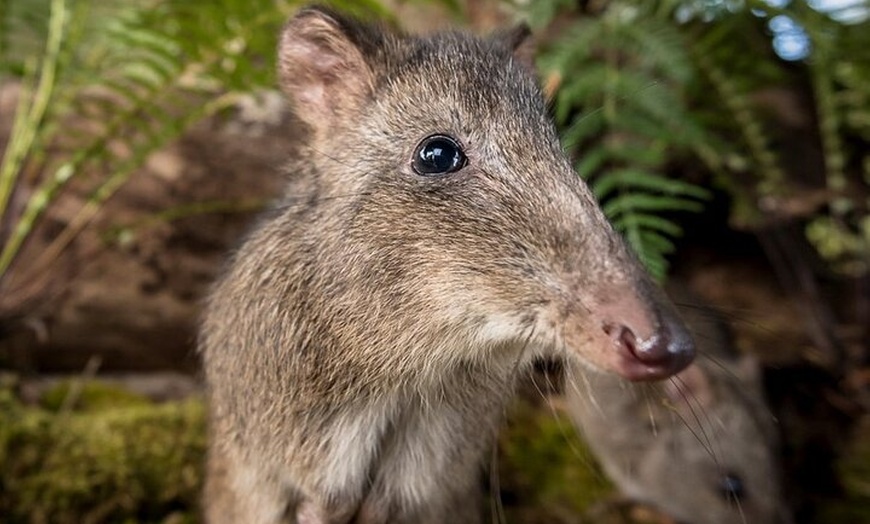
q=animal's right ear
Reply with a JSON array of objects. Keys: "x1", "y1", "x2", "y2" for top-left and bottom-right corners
[
  {"x1": 278, "y1": 7, "x2": 374, "y2": 136},
  {"x1": 496, "y1": 24, "x2": 537, "y2": 75}
]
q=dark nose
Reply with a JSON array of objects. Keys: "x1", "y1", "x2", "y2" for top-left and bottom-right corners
[{"x1": 605, "y1": 315, "x2": 695, "y2": 381}]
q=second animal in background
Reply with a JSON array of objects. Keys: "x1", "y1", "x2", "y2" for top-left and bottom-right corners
[{"x1": 565, "y1": 286, "x2": 793, "y2": 524}]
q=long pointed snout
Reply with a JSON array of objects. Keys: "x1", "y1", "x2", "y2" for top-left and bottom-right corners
[{"x1": 574, "y1": 280, "x2": 695, "y2": 381}]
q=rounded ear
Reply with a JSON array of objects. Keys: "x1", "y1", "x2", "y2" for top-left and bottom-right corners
[
  {"x1": 277, "y1": 7, "x2": 376, "y2": 137},
  {"x1": 494, "y1": 23, "x2": 537, "y2": 74}
]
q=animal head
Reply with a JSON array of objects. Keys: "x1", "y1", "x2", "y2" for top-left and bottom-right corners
[{"x1": 274, "y1": 6, "x2": 694, "y2": 380}]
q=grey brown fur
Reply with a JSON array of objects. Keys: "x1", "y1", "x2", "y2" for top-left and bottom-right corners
[{"x1": 200, "y1": 6, "x2": 694, "y2": 523}]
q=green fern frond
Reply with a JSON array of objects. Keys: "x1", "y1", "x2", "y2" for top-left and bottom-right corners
[
  {"x1": 836, "y1": 63, "x2": 870, "y2": 137},
  {"x1": 625, "y1": 229, "x2": 671, "y2": 279},
  {"x1": 536, "y1": 0, "x2": 713, "y2": 279},
  {"x1": 692, "y1": 49, "x2": 784, "y2": 200},
  {"x1": 614, "y1": 213, "x2": 684, "y2": 237},
  {"x1": 599, "y1": 141, "x2": 668, "y2": 169},
  {"x1": 516, "y1": 0, "x2": 577, "y2": 29},
  {"x1": 0, "y1": 0, "x2": 386, "y2": 285},
  {"x1": 601, "y1": 192, "x2": 705, "y2": 217},
  {"x1": 532, "y1": 0, "x2": 868, "y2": 279},
  {"x1": 592, "y1": 168, "x2": 711, "y2": 201},
  {"x1": 0, "y1": 0, "x2": 53, "y2": 77},
  {"x1": 616, "y1": 17, "x2": 693, "y2": 83},
  {"x1": 551, "y1": 64, "x2": 611, "y2": 116},
  {"x1": 574, "y1": 140, "x2": 668, "y2": 179},
  {"x1": 561, "y1": 110, "x2": 606, "y2": 150},
  {"x1": 0, "y1": 0, "x2": 67, "y2": 275}
]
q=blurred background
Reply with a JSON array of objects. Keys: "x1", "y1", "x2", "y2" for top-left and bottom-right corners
[{"x1": 0, "y1": 0, "x2": 867, "y2": 522}]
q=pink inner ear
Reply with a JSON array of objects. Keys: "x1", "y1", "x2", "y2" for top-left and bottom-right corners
[
  {"x1": 277, "y1": 14, "x2": 373, "y2": 129},
  {"x1": 282, "y1": 38, "x2": 347, "y2": 82},
  {"x1": 287, "y1": 40, "x2": 342, "y2": 108}
]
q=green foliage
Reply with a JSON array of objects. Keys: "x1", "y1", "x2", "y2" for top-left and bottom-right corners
[
  {"x1": 0, "y1": 0, "x2": 385, "y2": 309},
  {"x1": 405, "y1": 0, "x2": 466, "y2": 17},
  {"x1": 691, "y1": 0, "x2": 870, "y2": 275},
  {"x1": 0, "y1": 386, "x2": 206, "y2": 524},
  {"x1": 525, "y1": 0, "x2": 869, "y2": 278},
  {"x1": 498, "y1": 398, "x2": 613, "y2": 520},
  {"x1": 534, "y1": 1, "x2": 712, "y2": 280},
  {"x1": 39, "y1": 380, "x2": 152, "y2": 412},
  {"x1": 516, "y1": 0, "x2": 577, "y2": 29},
  {"x1": 814, "y1": 418, "x2": 870, "y2": 523}
]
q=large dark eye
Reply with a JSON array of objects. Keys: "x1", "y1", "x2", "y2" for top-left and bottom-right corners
[
  {"x1": 412, "y1": 135, "x2": 466, "y2": 175},
  {"x1": 717, "y1": 472, "x2": 746, "y2": 504}
]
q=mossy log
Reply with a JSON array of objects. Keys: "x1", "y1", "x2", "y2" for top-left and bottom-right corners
[
  {"x1": 0, "y1": 383, "x2": 205, "y2": 524},
  {"x1": 1, "y1": 381, "x2": 867, "y2": 523}
]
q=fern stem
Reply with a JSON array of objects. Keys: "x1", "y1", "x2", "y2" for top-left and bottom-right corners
[
  {"x1": 0, "y1": 59, "x2": 37, "y2": 225},
  {"x1": 0, "y1": 0, "x2": 6, "y2": 66},
  {"x1": 13, "y1": 92, "x2": 241, "y2": 286},
  {"x1": 0, "y1": 0, "x2": 281, "y2": 279},
  {"x1": 0, "y1": 80, "x2": 174, "y2": 280},
  {"x1": 602, "y1": 16, "x2": 618, "y2": 124},
  {"x1": 809, "y1": 51, "x2": 849, "y2": 215},
  {"x1": 693, "y1": 49, "x2": 784, "y2": 199},
  {"x1": 0, "y1": 0, "x2": 66, "y2": 254}
]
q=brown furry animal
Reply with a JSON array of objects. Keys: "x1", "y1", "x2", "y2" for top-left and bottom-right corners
[{"x1": 200, "y1": 6, "x2": 694, "y2": 523}]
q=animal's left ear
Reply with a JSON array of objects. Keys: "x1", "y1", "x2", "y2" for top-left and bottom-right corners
[{"x1": 495, "y1": 23, "x2": 537, "y2": 74}]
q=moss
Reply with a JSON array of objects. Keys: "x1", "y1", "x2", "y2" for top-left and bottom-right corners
[
  {"x1": 39, "y1": 380, "x2": 153, "y2": 412},
  {"x1": 815, "y1": 417, "x2": 870, "y2": 523},
  {"x1": 0, "y1": 384, "x2": 205, "y2": 524},
  {"x1": 497, "y1": 398, "x2": 616, "y2": 523},
  {"x1": 15, "y1": 382, "x2": 866, "y2": 523}
]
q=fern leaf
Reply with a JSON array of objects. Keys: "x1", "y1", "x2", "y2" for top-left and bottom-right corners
[
  {"x1": 613, "y1": 213, "x2": 684, "y2": 237},
  {"x1": 620, "y1": 19, "x2": 692, "y2": 83},
  {"x1": 561, "y1": 109, "x2": 606, "y2": 150},
  {"x1": 574, "y1": 146, "x2": 608, "y2": 179},
  {"x1": 624, "y1": 228, "x2": 668, "y2": 281},
  {"x1": 592, "y1": 168, "x2": 711, "y2": 201},
  {"x1": 601, "y1": 193, "x2": 705, "y2": 218}
]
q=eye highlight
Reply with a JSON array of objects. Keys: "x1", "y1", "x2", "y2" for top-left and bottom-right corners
[{"x1": 412, "y1": 135, "x2": 467, "y2": 175}]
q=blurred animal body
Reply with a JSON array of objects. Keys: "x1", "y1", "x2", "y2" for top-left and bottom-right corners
[{"x1": 566, "y1": 287, "x2": 793, "y2": 524}]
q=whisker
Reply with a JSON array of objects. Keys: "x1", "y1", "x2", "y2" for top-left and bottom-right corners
[
  {"x1": 559, "y1": 80, "x2": 661, "y2": 150},
  {"x1": 557, "y1": 342, "x2": 619, "y2": 487},
  {"x1": 491, "y1": 323, "x2": 538, "y2": 524},
  {"x1": 303, "y1": 145, "x2": 373, "y2": 175},
  {"x1": 539, "y1": 375, "x2": 605, "y2": 479},
  {"x1": 640, "y1": 383, "x2": 659, "y2": 438},
  {"x1": 667, "y1": 376, "x2": 719, "y2": 466},
  {"x1": 564, "y1": 358, "x2": 603, "y2": 416},
  {"x1": 674, "y1": 300, "x2": 778, "y2": 335},
  {"x1": 489, "y1": 439, "x2": 506, "y2": 524},
  {"x1": 695, "y1": 350, "x2": 742, "y2": 382}
]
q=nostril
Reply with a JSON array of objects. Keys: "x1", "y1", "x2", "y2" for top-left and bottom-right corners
[
  {"x1": 604, "y1": 322, "x2": 667, "y2": 364},
  {"x1": 604, "y1": 323, "x2": 637, "y2": 357},
  {"x1": 597, "y1": 293, "x2": 696, "y2": 380},
  {"x1": 603, "y1": 320, "x2": 694, "y2": 372},
  {"x1": 617, "y1": 326, "x2": 638, "y2": 357}
]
